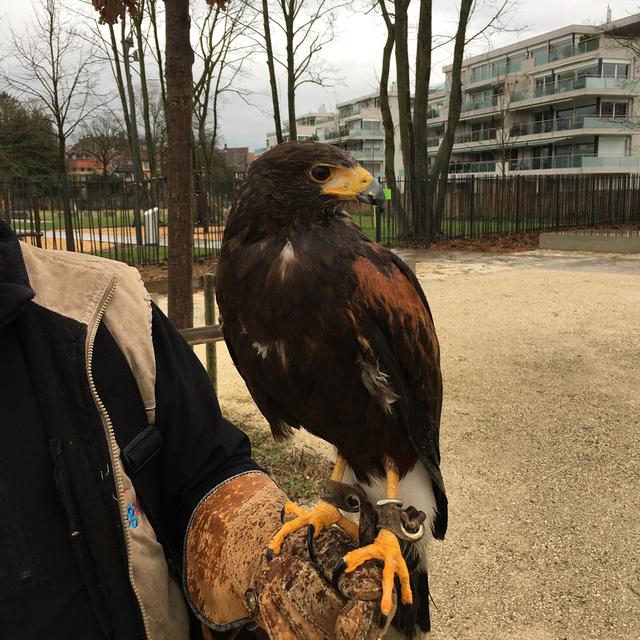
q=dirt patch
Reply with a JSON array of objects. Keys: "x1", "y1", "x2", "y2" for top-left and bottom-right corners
[
  {"x1": 138, "y1": 258, "x2": 218, "y2": 289},
  {"x1": 430, "y1": 232, "x2": 540, "y2": 253}
]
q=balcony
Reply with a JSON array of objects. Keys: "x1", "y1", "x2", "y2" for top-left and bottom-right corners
[
  {"x1": 449, "y1": 160, "x2": 496, "y2": 174},
  {"x1": 533, "y1": 37, "x2": 599, "y2": 67},
  {"x1": 324, "y1": 128, "x2": 384, "y2": 141},
  {"x1": 348, "y1": 149, "x2": 385, "y2": 161},
  {"x1": 454, "y1": 128, "x2": 498, "y2": 144},
  {"x1": 427, "y1": 137, "x2": 441, "y2": 148},
  {"x1": 470, "y1": 61, "x2": 522, "y2": 84},
  {"x1": 510, "y1": 115, "x2": 634, "y2": 136},
  {"x1": 512, "y1": 76, "x2": 639, "y2": 103},
  {"x1": 338, "y1": 105, "x2": 361, "y2": 119},
  {"x1": 509, "y1": 154, "x2": 640, "y2": 171},
  {"x1": 461, "y1": 96, "x2": 498, "y2": 113}
]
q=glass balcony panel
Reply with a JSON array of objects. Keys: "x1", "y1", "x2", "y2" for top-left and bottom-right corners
[{"x1": 534, "y1": 37, "x2": 600, "y2": 66}]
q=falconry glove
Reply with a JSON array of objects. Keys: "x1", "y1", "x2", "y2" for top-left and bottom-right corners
[{"x1": 185, "y1": 471, "x2": 392, "y2": 640}]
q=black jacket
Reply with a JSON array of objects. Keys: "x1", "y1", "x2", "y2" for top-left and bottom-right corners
[{"x1": 0, "y1": 220, "x2": 260, "y2": 639}]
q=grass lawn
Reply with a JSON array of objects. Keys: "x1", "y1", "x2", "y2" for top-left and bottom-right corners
[
  {"x1": 240, "y1": 421, "x2": 332, "y2": 503},
  {"x1": 95, "y1": 244, "x2": 218, "y2": 263}
]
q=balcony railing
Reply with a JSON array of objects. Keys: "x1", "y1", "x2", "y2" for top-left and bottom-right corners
[
  {"x1": 349, "y1": 149, "x2": 385, "y2": 160},
  {"x1": 533, "y1": 37, "x2": 599, "y2": 66},
  {"x1": 324, "y1": 128, "x2": 384, "y2": 141},
  {"x1": 512, "y1": 76, "x2": 639, "y2": 102},
  {"x1": 427, "y1": 137, "x2": 440, "y2": 147},
  {"x1": 454, "y1": 128, "x2": 498, "y2": 144},
  {"x1": 510, "y1": 115, "x2": 634, "y2": 136},
  {"x1": 509, "y1": 154, "x2": 640, "y2": 171},
  {"x1": 470, "y1": 60, "x2": 522, "y2": 84},
  {"x1": 449, "y1": 160, "x2": 496, "y2": 174},
  {"x1": 461, "y1": 96, "x2": 499, "y2": 112}
]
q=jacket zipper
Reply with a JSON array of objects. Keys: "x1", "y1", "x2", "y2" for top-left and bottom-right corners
[{"x1": 85, "y1": 276, "x2": 152, "y2": 639}]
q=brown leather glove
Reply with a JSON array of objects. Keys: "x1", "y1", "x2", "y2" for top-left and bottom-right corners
[{"x1": 184, "y1": 471, "x2": 391, "y2": 640}]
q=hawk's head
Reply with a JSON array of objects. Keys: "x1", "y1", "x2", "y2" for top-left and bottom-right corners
[{"x1": 239, "y1": 142, "x2": 386, "y2": 226}]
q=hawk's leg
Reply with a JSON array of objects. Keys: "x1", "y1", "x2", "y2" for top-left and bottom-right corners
[
  {"x1": 267, "y1": 454, "x2": 359, "y2": 557},
  {"x1": 338, "y1": 457, "x2": 413, "y2": 617}
]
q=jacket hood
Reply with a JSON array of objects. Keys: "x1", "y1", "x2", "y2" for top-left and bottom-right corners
[{"x1": 0, "y1": 220, "x2": 34, "y2": 328}]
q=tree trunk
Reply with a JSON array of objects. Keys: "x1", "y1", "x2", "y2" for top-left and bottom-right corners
[
  {"x1": 134, "y1": 8, "x2": 158, "y2": 180},
  {"x1": 109, "y1": 23, "x2": 136, "y2": 161},
  {"x1": 165, "y1": 0, "x2": 194, "y2": 329},
  {"x1": 377, "y1": 0, "x2": 405, "y2": 236},
  {"x1": 57, "y1": 133, "x2": 75, "y2": 252},
  {"x1": 122, "y1": 21, "x2": 145, "y2": 245},
  {"x1": 430, "y1": 0, "x2": 472, "y2": 238},
  {"x1": 412, "y1": 0, "x2": 432, "y2": 241},
  {"x1": 394, "y1": 0, "x2": 415, "y2": 230},
  {"x1": 148, "y1": 0, "x2": 168, "y2": 113},
  {"x1": 284, "y1": 5, "x2": 297, "y2": 141},
  {"x1": 262, "y1": 0, "x2": 283, "y2": 144}
]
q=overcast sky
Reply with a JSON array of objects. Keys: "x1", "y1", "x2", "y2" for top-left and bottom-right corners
[{"x1": 3, "y1": 0, "x2": 639, "y2": 151}]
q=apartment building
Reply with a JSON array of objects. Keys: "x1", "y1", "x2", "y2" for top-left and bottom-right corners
[
  {"x1": 314, "y1": 91, "x2": 391, "y2": 178},
  {"x1": 431, "y1": 13, "x2": 640, "y2": 175},
  {"x1": 265, "y1": 106, "x2": 335, "y2": 149},
  {"x1": 261, "y1": 14, "x2": 640, "y2": 177}
]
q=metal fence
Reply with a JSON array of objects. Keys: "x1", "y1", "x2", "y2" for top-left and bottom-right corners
[
  {"x1": 373, "y1": 173, "x2": 640, "y2": 244},
  {"x1": 0, "y1": 175, "x2": 240, "y2": 264},
  {"x1": 2, "y1": 172, "x2": 640, "y2": 263}
]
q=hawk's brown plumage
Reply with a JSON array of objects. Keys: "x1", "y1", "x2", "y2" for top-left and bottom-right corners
[{"x1": 216, "y1": 141, "x2": 447, "y2": 542}]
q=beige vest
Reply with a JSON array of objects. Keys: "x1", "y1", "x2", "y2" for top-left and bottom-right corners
[{"x1": 20, "y1": 242, "x2": 190, "y2": 640}]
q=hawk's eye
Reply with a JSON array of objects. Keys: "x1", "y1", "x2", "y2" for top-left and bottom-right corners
[{"x1": 310, "y1": 166, "x2": 332, "y2": 182}]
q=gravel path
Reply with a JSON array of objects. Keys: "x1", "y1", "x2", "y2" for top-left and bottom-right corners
[{"x1": 178, "y1": 248, "x2": 640, "y2": 639}]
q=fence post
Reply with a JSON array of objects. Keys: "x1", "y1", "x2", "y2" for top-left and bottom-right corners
[
  {"x1": 469, "y1": 175, "x2": 475, "y2": 238},
  {"x1": 32, "y1": 194, "x2": 42, "y2": 248},
  {"x1": 375, "y1": 204, "x2": 381, "y2": 243},
  {"x1": 203, "y1": 273, "x2": 218, "y2": 393}
]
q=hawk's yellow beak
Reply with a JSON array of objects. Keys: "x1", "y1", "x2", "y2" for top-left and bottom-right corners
[{"x1": 320, "y1": 166, "x2": 386, "y2": 213}]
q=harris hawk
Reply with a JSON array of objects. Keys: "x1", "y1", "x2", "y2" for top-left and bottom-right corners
[{"x1": 216, "y1": 141, "x2": 447, "y2": 636}]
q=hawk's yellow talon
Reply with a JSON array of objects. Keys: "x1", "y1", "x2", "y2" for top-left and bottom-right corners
[
  {"x1": 267, "y1": 500, "x2": 359, "y2": 555},
  {"x1": 342, "y1": 528, "x2": 412, "y2": 615}
]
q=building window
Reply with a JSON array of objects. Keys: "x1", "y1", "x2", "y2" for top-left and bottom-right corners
[
  {"x1": 601, "y1": 101, "x2": 627, "y2": 117},
  {"x1": 602, "y1": 62, "x2": 629, "y2": 78}
]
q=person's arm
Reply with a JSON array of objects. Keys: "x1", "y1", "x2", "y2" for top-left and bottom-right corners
[{"x1": 151, "y1": 303, "x2": 262, "y2": 553}]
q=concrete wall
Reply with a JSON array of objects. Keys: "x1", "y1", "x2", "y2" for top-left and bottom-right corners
[{"x1": 539, "y1": 230, "x2": 640, "y2": 252}]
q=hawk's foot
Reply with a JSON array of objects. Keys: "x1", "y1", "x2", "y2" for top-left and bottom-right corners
[
  {"x1": 267, "y1": 500, "x2": 359, "y2": 557},
  {"x1": 340, "y1": 528, "x2": 411, "y2": 616}
]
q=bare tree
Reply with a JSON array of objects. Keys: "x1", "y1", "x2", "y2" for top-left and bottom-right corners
[
  {"x1": 412, "y1": 0, "x2": 432, "y2": 238},
  {"x1": 262, "y1": 0, "x2": 284, "y2": 143},
  {"x1": 393, "y1": 0, "x2": 415, "y2": 201},
  {"x1": 2, "y1": 0, "x2": 101, "y2": 250},
  {"x1": 131, "y1": 0, "x2": 159, "y2": 179},
  {"x1": 376, "y1": 0, "x2": 406, "y2": 232},
  {"x1": 429, "y1": 0, "x2": 473, "y2": 239},
  {"x1": 254, "y1": 0, "x2": 350, "y2": 141},
  {"x1": 147, "y1": 0, "x2": 168, "y2": 112},
  {"x1": 491, "y1": 79, "x2": 521, "y2": 176},
  {"x1": 192, "y1": 1, "x2": 257, "y2": 172},
  {"x1": 76, "y1": 112, "x2": 129, "y2": 175},
  {"x1": 375, "y1": 0, "x2": 520, "y2": 242}
]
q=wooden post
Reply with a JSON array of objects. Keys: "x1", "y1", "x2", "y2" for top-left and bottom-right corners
[{"x1": 203, "y1": 273, "x2": 217, "y2": 393}]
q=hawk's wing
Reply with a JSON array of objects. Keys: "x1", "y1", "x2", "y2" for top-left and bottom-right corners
[{"x1": 350, "y1": 248, "x2": 447, "y2": 539}]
